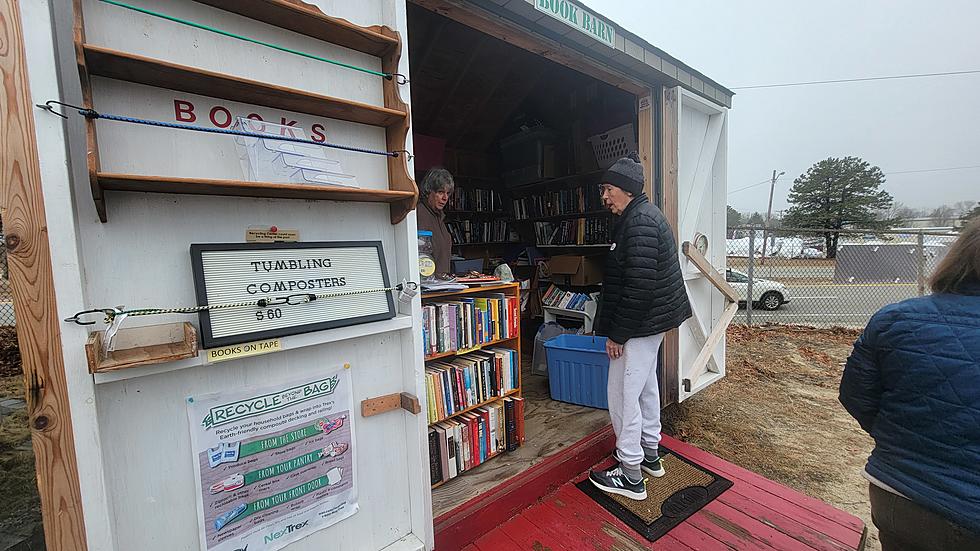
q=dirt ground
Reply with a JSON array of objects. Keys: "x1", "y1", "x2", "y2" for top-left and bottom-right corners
[{"x1": 664, "y1": 324, "x2": 879, "y2": 550}]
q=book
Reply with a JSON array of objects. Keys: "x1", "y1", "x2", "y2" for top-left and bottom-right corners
[
  {"x1": 428, "y1": 429, "x2": 442, "y2": 485},
  {"x1": 504, "y1": 398, "x2": 518, "y2": 452},
  {"x1": 513, "y1": 396, "x2": 526, "y2": 445},
  {"x1": 434, "y1": 424, "x2": 450, "y2": 483}
]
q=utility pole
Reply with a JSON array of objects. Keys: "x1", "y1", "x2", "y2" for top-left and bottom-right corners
[{"x1": 760, "y1": 170, "x2": 785, "y2": 265}]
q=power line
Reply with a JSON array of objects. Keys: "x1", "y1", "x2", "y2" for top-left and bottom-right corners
[
  {"x1": 728, "y1": 164, "x2": 980, "y2": 196},
  {"x1": 884, "y1": 164, "x2": 980, "y2": 175},
  {"x1": 731, "y1": 69, "x2": 980, "y2": 90}
]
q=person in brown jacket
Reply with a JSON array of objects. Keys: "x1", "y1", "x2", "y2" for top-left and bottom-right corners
[{"x1": 416, "y1": 167, "x2": 455, "y2": 275}]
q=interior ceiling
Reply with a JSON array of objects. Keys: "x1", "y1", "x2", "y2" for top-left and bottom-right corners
[{"x1": 407, "y1": 3, "x2": 574, "y2": 152}]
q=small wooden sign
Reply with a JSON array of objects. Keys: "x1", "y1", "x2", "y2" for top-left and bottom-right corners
[
  {"x1": 190, "y1": 241, "x2": 395, "y2": 348},
  {"x1": 205, "y1": 338, "x2": 282, "y2": 363},
  {"x1": 245, "y1": 226, "x2": 300, "y2": 243}
]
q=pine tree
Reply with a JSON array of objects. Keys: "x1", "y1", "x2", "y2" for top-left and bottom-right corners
[{"x1": 783, "y1": 156, "x2": 893, "y2": 258}]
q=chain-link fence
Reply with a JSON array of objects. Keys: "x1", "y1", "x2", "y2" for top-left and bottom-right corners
[
  {"x1": 0, "y1": 226, "x2": 13, "y2": 327},
  {"x1": 726, "y1": 226, "x2": 959, "y2": 328}
]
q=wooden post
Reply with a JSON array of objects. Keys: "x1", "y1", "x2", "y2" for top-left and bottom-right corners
[
  {"x1": 660, "y1": 86, "x2": 680, "y2": 406},
  {"x1": 0, "y1": 1, "x2": 89, "y2": 549}
]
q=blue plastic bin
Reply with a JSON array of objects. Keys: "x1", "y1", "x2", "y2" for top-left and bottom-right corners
[{"x1": 544, "y1": 334, "x2": 609, "y2": 409}]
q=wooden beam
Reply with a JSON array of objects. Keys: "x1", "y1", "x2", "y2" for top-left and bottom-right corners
[
  {"x1": 72, "y1": 0, "x2": 105, "y2": 221},
  {"x1": 684, "y1": 307, "x2": 720, "y2": 376},
  {"x1": 660, "y1": 86, "x2": 680, "y2": 406},
  {"x1": 683, "y1": 302, "x2": 737, "y2": 392},
  {"x1": 682, "y1": 241, "x2": 739, "y2": 303},
  {"x1": 0, "y1": 1, "x2": 89, "y2": 548},
  {"x1": 410, "y1": 0, "x2": 646, "y2": 96}
]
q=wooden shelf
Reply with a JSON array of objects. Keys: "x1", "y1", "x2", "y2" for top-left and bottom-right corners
[
  {"x1": 536, "y1": 243, "x2": 612, "y2": 248},
  {"x1": 421, "y1": 282, "x2": 520, "y2": 300},
  {"x1": 424, "y1": 335, "x2": 517, "y2": 362},
  {"x1": 452, "y1": 242, "x2": 520, "y2": 247},
  {"x1": 192, "y1": 0, "x2": 399, "y2": 57},
  {"x1": 83, "y1": 45, "x2": 407, "y2": 128},
  {"x1": 98, "y1": 173, "x2": 416, "y2": 203},
  {"x1": 85, "y1": 322, "x2": 197, "y2": 374},
  {"x1": 429, "y1": 388, "x2": 521, "y2": 426},
  {"x1": 445, "y1": 210, "x2": 510, "y2": 217},
  {"x1": 516, "y1": 210, "x2": 610, "y2": 222},
  {"x1": 510, "y1": 169, "x2": 606, "y2": 194}
]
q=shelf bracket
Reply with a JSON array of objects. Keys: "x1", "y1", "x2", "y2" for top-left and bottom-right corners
[{"x1": 360, "y1": 392, "x2": 421, "y2": 418}]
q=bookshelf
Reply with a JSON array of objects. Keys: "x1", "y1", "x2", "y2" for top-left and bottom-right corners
[{"x1": 423, "y1": 283, "x2": 524, "y2": 489}]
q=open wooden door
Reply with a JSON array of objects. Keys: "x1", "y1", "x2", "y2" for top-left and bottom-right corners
[{"x1": 673, "y1": 89, "x2": 731, "y2": 402}]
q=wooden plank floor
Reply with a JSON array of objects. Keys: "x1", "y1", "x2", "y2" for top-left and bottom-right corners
[
  {"x1": 431, "y1": 369, "x2": 610, "y2": 517},
  {"x1": 462, "y1": 435, "x2": 867, "y2": 551}
]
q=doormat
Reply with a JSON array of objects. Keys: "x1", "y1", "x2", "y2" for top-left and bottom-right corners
[{"x1": 575, "y1": 445, "x2": 733, "y2": 542}]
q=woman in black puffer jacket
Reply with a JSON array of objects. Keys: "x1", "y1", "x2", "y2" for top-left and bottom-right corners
[{"x1": 589, "y1": 153, "x2": 692, "y2": 501}]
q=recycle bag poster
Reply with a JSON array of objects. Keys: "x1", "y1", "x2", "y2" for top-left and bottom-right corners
[{"x1": 187, "y1": 368, "x2": 357, "y2": 551}]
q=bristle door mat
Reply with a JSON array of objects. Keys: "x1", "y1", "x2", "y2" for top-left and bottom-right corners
[{"x1": 575, "y1": 445, "x2": 733, "y2": 542}]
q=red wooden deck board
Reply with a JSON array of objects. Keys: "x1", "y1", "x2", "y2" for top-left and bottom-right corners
[
  {"x1": 663, "y1": 436, "x2": 864, "y2": 534},
  {"x1": 719, "y1": 480, "x2": 862, "y2": 548},
  {"x1": 717, "y1": 485, "x2": 856, "y2": 551},
  {"x1": 471, "y1": 527, "x2": 525, "y2": 551},
  {"x1": 547, "y1": 482, "x2": 700, "y2": 551},
  {"x1": 435, "y1": 428, "x2": 866, "y2": 551}
]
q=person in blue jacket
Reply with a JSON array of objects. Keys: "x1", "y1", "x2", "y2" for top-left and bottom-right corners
[{"x1": 839, "y1": 217, "x2": 980, "y2": 551}]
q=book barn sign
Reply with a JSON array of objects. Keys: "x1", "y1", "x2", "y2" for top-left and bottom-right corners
[{"x1": 191, "y1": 242, "x2": 395, "y2": 348}]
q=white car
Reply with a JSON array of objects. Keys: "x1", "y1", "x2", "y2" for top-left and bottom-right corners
[{"x1": 725, "y1": 269, "x2": 790, "y2": 311}]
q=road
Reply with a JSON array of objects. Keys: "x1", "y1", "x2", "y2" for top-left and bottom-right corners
[{"x1": 734, "y1": 283, "x2": 919, "y2": 328}]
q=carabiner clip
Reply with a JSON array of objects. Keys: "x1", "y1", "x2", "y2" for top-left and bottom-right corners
[{"x1": 63, "y1": 308, "x2": 120, "y2": 326}]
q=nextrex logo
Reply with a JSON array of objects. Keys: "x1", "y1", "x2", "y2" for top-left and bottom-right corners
[{"x1": 264, "y1": 520, "x2": 310, "y2": 544}]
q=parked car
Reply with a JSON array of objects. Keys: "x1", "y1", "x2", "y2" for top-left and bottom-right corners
[{"x1": 725, "y1": 269, "x2": 790, "y2": 310}]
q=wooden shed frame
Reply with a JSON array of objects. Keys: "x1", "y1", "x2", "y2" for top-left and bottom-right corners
[{"x1": 1, "y1": 1, "x2": 732, "y2": 549}]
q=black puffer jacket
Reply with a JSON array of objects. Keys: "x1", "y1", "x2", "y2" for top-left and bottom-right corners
[{"x1": 594, "y1": 194, "x2": 692, "y2": 344}]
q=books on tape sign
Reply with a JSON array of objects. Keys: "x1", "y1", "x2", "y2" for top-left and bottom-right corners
[{"x1": 191, "y1": 241, "x2": 395, "y2": 348}]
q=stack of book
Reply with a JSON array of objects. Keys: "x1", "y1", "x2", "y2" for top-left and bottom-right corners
[
  {"x1": 533, "y1": 217, "x2": 610, "y2": 246},
  {"x1": 541, "y1": 285, "x2": 595, "y2": 311},
  {"x1": 448, "y1": 188, "x2": 506, "y2": 212},
  {"x1": 512, "y1": 183, "x2": 603, "y2": 220},
  {"x1": 425, "y1": 347, "x2": 519, "y2": 423},
  {"x1": 447, "y1": 219, "x2": 513, "y2": 244},
  {"x1": 428, "y1": 396, "x2": 525, "y2": 485},
  {"x1": 422, "y1": 293, "x2": 519, "y2": 356}
]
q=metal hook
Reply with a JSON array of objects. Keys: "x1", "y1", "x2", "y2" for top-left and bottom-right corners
[
  {"x1": 393, "y1": 150, "x2": 414, "y2": 162},
  {"x1": 35, "y1": 100, "x2": 99, "y2": 119},
  {"x1": 393, "y1": 73, "x2": 409, "y2": 85}
]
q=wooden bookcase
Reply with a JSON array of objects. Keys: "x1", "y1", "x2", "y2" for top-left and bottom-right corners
[
  {"x1": 422, "y1": 283, "x2": 522, "y2": 489},
  {"x1": 72, "y1": 0, "x2": 417, "y2": 224}
]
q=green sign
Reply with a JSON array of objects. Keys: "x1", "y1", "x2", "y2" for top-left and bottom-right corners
[{"x1": 534, "y1": 0, "x2": 616, "y2": 48}]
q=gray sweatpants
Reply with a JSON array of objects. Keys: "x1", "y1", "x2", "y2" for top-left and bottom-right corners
[{"x1": 607, "y1": 333, "x2": 665, "y2": 470}]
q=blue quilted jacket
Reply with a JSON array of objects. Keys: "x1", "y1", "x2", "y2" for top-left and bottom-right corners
[{"x1": 839, "y1": 280, "x2": 980, "y2": 532}]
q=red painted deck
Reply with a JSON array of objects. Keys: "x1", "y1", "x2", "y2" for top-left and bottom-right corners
[{"x1": 438, "y1": 431, "x2": 867, "y2": 551}]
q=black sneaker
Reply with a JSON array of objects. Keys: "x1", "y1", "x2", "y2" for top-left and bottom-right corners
[
  {"x1": 588, "y1": 465, "x2": 647, "y2": 500},
  {"x1": 615, "y1": 449, "x2": 666, "y2": 478}
]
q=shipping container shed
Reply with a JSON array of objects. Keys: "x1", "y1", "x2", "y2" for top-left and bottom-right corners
[{"x1": 2, "y1": 1, "x2": 733, "y2": 551}]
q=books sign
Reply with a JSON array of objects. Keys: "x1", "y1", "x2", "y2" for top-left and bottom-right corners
[
  {"x1": 191, "y1": 242, "x2": 394, "y2": 348},
  {"x1": 534, "y1": 0, "x2": 616, "y2": 48}
]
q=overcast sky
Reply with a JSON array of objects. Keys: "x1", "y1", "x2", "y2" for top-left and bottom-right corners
[{"x1": 585, "y1": 0, "x2": 980, "y2": 215}]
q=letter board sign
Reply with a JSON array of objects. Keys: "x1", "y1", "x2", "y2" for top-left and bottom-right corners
[{"x1": 190, "y1": 241, "x2": 395, "y2": 348}]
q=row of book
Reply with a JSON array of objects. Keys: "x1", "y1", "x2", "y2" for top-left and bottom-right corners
[
  {"x1": 447, "y1": 219, "x2": 514, "y2": 245},
  {"x1": 429, "y1": 397, "x2": 525, "y2": 486},
  {"x1": 533, "y1": 217, "x2": 611, "y2": 246},
  {"x1": 541, "y1": 284, "x2": 595, "y2": 312},
  {"x1": 425, "y1": 347, "x2": 518, "y2": 424},
  {"x1": 447, "y1": 187, "x2": 506, "y2": 213},
  {"x1": 512, "y1": 183, "x2": 604, "y2": 220},
  {"x1": 422, "y1": 294, "x2": 519, "y2": 356}
]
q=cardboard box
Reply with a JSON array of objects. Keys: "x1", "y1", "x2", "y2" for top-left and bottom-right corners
[{"x1": 548, "y1": 255, "x2": 604, "y2": 286}]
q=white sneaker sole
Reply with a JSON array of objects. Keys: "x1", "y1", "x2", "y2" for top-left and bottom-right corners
[
  {"x1": 589, "y1": 476, "x2": 647, "y2": 501},
  {"x1": 614, "y1": 450, "x2": 666, "y2": 478}
]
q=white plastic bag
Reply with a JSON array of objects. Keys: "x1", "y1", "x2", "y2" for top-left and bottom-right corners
[{"x1": 532, "y1": 321, "x2": 582, "y2": 375}]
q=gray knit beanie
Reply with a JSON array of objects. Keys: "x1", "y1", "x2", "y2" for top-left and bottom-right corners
[{"x1": 602, "y1": 152, "x2": 644, "y2": 196}]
